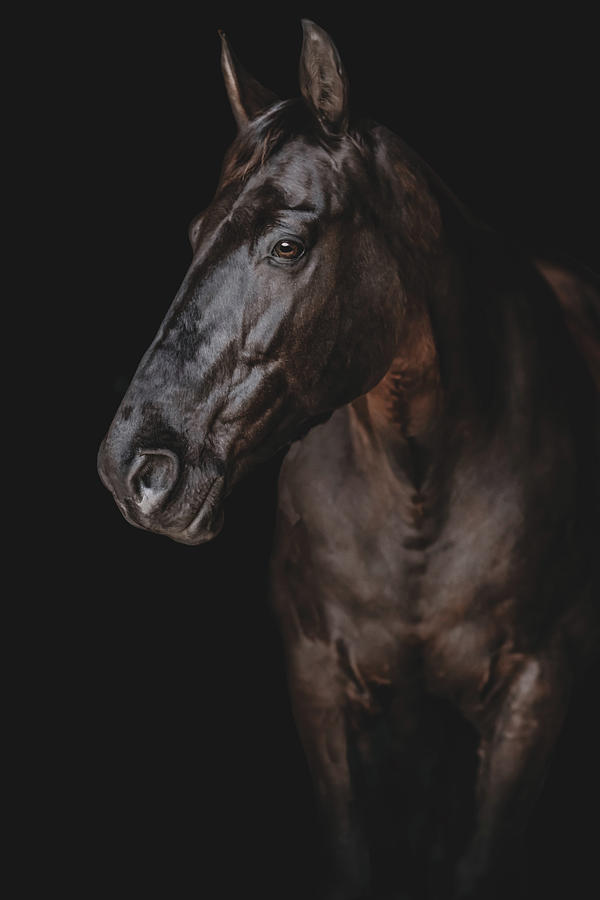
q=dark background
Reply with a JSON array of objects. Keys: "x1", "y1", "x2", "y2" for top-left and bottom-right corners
[{"x1": 39, "y1": 3, "x2": 599, "y2": 897}]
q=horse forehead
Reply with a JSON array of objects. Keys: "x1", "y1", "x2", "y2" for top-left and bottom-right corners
[{"x1": 246, "y1": 139, "x2": 354, "y2": 211}]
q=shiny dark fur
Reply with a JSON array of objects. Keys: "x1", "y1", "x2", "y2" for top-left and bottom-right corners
[{"x1": 98, "y1": 21, "x2": 600, "y2": 899}]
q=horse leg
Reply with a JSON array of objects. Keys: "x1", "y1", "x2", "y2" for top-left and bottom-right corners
[
  {"x1": 287, "y1": 647, "x2": 372, "y2": 900},
  {"x1": 454, "y1": 650, "x2": 572, "y2": 899}
]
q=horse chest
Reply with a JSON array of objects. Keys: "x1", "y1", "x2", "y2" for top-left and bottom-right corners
[{"x1": 274, "y1": 435, "x2": 532, "y2": 707}]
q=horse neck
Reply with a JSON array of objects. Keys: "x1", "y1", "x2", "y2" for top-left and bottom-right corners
[
  {"x1": 350, "y1": 127, "x2": 560, "y2": 478},
  {"x1": 354, "y1": 129, "x2": 466, "y2": 453}
]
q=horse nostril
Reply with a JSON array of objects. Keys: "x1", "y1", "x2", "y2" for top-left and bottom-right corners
[{"x1": 127, "y1": 449, "x2": 179, "y2": 515}]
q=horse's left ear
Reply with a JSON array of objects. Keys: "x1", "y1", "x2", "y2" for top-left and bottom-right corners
[
  {"x1": 219, "y1": 30, "x2": 280, "y2": 130},
  {"x1": 299, "y1": 20, "x2": 349, "y2": 135}
]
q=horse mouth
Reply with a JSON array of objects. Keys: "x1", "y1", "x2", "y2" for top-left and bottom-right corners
[{"x1": 105, "y1": 468, "x2": 226, "y2": 546}]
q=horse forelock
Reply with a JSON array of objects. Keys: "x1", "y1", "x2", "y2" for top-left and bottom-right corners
[
  {"x1": 219, "y1": 98, "x2": 370, "y2": 193},
  {"x1": 220, "y1": 99, "x2": 305, "y2": 189}
]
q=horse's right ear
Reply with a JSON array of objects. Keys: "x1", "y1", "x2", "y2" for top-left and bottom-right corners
[{"x1": 219, "y1": 30, "x2": 280, "y2": 131}]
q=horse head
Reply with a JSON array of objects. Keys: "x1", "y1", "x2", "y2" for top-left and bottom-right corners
[{"x1": 98, "y1": 21, "x2": 441, "y2": 544}]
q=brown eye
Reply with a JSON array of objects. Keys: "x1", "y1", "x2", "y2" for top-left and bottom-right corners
[{"x1": 272, "y1": 238, "x2": 305, "y2": 260}]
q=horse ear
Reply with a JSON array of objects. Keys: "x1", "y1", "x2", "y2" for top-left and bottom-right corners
[
  {"x1": 219, "y1": 30, "x2": 280, "y2": 130},
  {"x1": 299, "y1": 20, "x2": 349, "y2": 135}
]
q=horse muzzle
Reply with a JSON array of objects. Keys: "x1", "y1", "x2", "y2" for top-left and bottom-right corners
[{"x1": 97, "y1": 437, "x2": 227, "y2": 545}]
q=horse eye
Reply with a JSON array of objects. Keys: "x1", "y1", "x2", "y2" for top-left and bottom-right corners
[{"x1": 272, "y1": 239, "x2": 305, "y2": 260}]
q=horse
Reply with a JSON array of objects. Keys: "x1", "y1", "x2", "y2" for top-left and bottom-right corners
[{"x1": 98, "y1": 20, "x2": 600, "y2": 899}]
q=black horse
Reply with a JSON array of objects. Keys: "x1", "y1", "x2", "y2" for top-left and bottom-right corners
[{"x1": 98, "y1": 21, "x2": 600, "y2": 899}]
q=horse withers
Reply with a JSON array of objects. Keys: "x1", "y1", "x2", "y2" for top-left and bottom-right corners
[{"x1": 98, "y1": 20, "x2": 600, "y2": 900}]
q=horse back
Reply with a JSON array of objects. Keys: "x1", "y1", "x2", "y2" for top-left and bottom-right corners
[{"x1": 534, "y1": 256, "x2": 600, "y2": 392}]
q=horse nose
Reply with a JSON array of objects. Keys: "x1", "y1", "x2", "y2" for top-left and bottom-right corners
[
  {"x1": 125, "y1": 449, "x2": 180, "y2": 516},
  {"x1": 98, "y1": 437, "x2": 180, "y2": 516}
]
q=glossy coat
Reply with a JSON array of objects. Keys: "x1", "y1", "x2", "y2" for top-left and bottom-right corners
[{"x1": 98, "y1": 21, "x2": 600, "y2": 899}]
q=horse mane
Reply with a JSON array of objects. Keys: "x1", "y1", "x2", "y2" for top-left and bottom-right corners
[{"x1": 219, "y1": 95, "x2": 488, "y2": 234}]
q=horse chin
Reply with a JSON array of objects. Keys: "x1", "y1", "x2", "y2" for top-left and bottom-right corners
[{"x1": 168, "y1": 506, "x2": 225, "y2": 546}]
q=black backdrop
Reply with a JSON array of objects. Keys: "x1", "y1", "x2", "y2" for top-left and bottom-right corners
[{"x1": 48, "y1": 3, "x2": 600, "y2": 896}]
